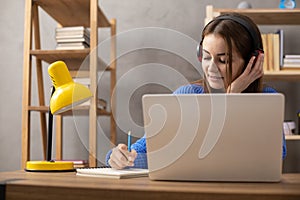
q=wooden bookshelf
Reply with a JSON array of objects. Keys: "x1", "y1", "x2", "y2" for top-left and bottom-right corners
[
  {"x1": 263, "y1": 70, "x2": 300, "y2": 81},
  {"x1": 22, "y1": 0, "x2": 117, "y2": 168},
  {"x1": 28, "y1": 105, "x2": 111, "y2": 116},
  {"x1": 30, "y1": 49, "x2": 108, "y2": 71},
  {"x1": 206, "y1": 7, "x2": 300, "y2": 25},
  {"x1": 285, "y1": 135, "x2": 300, "y2": 141},
  {"x1": 33, "y1": 0, "x2": 111, "y2": 27}
]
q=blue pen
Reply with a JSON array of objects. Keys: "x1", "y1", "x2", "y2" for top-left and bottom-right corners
[{"x1": 127, "y1": 131, "x2": 131, "y2": 152}]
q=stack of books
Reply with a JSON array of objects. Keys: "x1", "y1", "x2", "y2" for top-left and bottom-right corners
[
  {"x1": 261, "y1": 30, "x2": 282, "y2": 72},
  {"x1": 282, "y1": 55, "x2": 300, "y2": 69},
  {"x1": 262, "y1": 30, "x2": 300, "y2": 71},
  {"x1": 55, "y1": 26, "x2": 90, "y2": 50}
]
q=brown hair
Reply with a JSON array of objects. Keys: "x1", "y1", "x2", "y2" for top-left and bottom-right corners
[{"x1": 200, "y1": 13, "x2": 263, "y2": 93}]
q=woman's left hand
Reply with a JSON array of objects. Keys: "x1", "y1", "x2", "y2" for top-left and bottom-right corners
[{"x1": 227, "y1": 53, "x2": 264, "y2": 93}]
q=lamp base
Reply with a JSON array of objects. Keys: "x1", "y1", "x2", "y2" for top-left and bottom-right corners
[{"x1": 25, "y1": 160, "x2": 75, "y2": 172}]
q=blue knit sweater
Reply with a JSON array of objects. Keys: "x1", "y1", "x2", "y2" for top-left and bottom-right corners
[{"x1": 106, "y1": 84, "x2": 287, "y2": 168}]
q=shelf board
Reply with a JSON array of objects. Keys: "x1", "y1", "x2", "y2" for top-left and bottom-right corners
[
  {"x1": 263, "y1": 70, "x2": 300, "y2": 81},
  {"x1": 285, "y1": 135, "x2": 300, "y2": 141},
  {"x1": 213, "y1": 8, "x2": 300, "y2": 25},
  {"x1": 30, "y1": 49, "x2": 108, "y2": 72},
  {"x1": 33, "y1": 0, "x2": 111, "y2": 27},
  {"x1": 31, "y1": 49, "x2": 90, "y2": 62},
  {"x1": 29, "y1": 105, "x2": 111, "y2": 116}
]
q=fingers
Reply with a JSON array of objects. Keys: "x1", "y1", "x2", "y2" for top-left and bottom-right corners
[
  {"x1": 247, "y1": 53, "x2": 264, "y2": 79},
  {"x1": 228, "y1": 53, "x2": 264, "y2": 93},
  {"x1": 108, "y1": 157, "x2": 123, "y2": 169},
  {"x1": 244, "y1": 56, "x2": 256, "y2": 74},
  {"x1": 129, "y1": 149, "x2": 137, "y2": 161},
  {"x1": 108, "y1": 144, "x2": 137, "y2": 169}
]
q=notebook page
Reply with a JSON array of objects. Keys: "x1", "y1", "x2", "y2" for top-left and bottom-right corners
[{"x1": 76, "y1": 168, "x2": 149, "y2": 179}]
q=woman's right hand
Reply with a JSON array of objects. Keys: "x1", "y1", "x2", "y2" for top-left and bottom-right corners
[
  {"x1": 228, "y1": 53, "x2": 264, "y2": 93},
  {"x1": 108, "y1": 144, "x2": 137, "y2": 169}
]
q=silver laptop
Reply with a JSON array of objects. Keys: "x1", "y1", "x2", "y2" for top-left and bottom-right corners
[{"x1": 142, "y1": 93, "x2": 284, "y2": 182}]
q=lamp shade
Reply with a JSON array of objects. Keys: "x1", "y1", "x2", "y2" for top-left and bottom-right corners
[{"x1": 48, "y1": 61, "x2": 92, "y2": 115}]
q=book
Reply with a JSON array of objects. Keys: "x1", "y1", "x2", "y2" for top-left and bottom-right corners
[
  {"x1": 55, "y1": 27, "x2": 90, "y2": 37},
  {"x1": 283, "y1": 59, "x2": 300, "y2": 63},
  {"x1": 76, "y1": 168, "x2": 149, "y2": 179},
  {"x1": 55, "y1": 34, "x2": 90, "y2": 39},
  {"x1": 282, "y1": 55, "x2": 300, "y2": 69},
  {"x1": 272, "y1": 33, "x2": 280, "y2": 71},
  {"x1": 55, "y1": 26, "x2": 90, "y2": 37},
  {"x1": 276, "y1": 29, "x2": 284, "y2": 67},
  {"x1": 56, "y1": 42, "x2": 89, "y2": 50},
  {"x1": 56, "y1": 46, "x2": 88, "y2": 50},
  {"x1": 282, "y1": 63, "x2": 300, "y2": 68},
  {"x1": 267, "y1": 33, "x2": 274, "y2": 71},
  {"x1": 56, "y1": 26, "x2": 88, "y2": 32},
  {"x1": 261, "y1": 33, "x2": 268, "y2": 71},
  {"x1": 55, "y1": 160, "x2": 89, "y2": 168},
  {"x1": 56, "y1": 36, "x2": 90, "y2": 45},
  {"x1": 262, "y1": 32, "x2": 281, "y2": 71},
  {"x1": 285, "y1": 55, "x2": 300, "y2": 59}
]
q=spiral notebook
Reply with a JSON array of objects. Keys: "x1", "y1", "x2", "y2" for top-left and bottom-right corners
[{"x1": 76, "y1": 168, "x2": 149, "y2": 179}]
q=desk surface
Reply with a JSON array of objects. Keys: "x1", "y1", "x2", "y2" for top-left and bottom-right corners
[{"x1": 0, "y1": 171, "x2": 300, "y2": 200}]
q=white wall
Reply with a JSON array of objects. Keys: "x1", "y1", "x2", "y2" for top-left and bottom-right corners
[{"x1": 0, "y1": 0, "x2": 299, "y2": 172}]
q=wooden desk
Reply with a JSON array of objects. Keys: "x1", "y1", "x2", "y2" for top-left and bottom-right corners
[{"x1": 0, "y1": 171, "x2": 300, "y2": 200}]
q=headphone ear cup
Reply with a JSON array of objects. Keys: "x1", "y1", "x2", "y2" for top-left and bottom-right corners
[{"x1": 197, "y1": 44, "x2": 202, "y2": 62}]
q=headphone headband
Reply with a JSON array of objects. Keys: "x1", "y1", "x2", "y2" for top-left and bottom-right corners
[
  {"x1": 197, "y1": 14, "x2": 262, "y2": 61},
  {"x1": 215, "y1": 15, "x2": 260, "y2": 50}
]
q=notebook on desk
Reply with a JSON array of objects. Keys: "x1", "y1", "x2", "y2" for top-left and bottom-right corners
[
  {"x1": 76, "y1": 168, "x2": 149, "y2": 179},
  {"x1": 142, "y1": 93, "x2": 284, "y2": 182}
]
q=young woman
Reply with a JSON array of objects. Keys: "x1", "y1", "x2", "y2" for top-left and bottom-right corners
[{"x1": 106, "y1": 13, "x2": 287, "y2": 169}]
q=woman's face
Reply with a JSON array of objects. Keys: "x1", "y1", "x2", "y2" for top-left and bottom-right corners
[{"x1": 202, "y1": 34, "x2": 245, "y2": 90}]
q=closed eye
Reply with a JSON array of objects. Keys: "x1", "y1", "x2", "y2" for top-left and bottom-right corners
[
  {"x1": 219, "y1": 58, "x2": 226, "y2": 64},
  {"x1": 203, "y1": 56, "x2": 211, "y2": 61}
]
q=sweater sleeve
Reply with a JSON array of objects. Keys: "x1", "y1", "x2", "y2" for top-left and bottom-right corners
[
  {"x1": 173, "y1": 84, "x2": 204, "y2": 94},
  {"x1": 105, "y1": 136, "x2": 148, "y2": 169},
  {"x1": 263, "y1": 86, "x2": 287, "y2": 160}
]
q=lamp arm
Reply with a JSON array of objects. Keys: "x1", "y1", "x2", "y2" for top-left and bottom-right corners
[{"x1": 46, "y1": 86, "x2": 55, "y2": 161}]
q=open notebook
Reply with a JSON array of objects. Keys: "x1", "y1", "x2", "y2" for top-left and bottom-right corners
[{"x1": 76, "y1": 168, "x2": 149, "y2": 179}]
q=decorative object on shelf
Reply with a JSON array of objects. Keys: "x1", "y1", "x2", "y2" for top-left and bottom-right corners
[
  {"x1": 279, "y1": 0, "x2": 296, "y2": 9},
  {"x1": 237, "y1": 1, "x2": 252, "y2": 9},
  {"x1": 25, "y1": 61, "x2": 92, "y2": 172},
  {"x1": 283, "y1": 121, "x2": 296, "y2": 136}
]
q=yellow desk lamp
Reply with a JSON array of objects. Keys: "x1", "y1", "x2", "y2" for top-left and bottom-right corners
[{"x1": 25, "y1": 61, "x2": 92, "y2": 172}]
